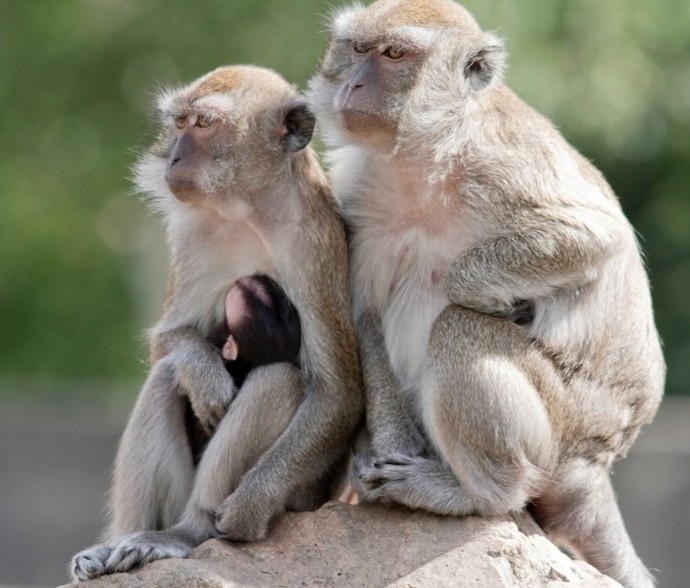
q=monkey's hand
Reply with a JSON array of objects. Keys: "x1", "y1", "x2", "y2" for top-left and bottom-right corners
[
  {"x1": 443, "y1": 255, "x2": 538, "y2": 322},
  {"x1": 442, "y1": 269, "x2": 515, "y2": 318},
  {"x1": 160, "y1": 345, "x2": 237, "y2": 434},
  {"x1": 213, "y1": 481, "x2": 276, "y2": 542},
  {"x1": 184, "y1": 363, "x2": 237, "y2": 434},
  {"x1": 443, "y1": 216, "x2": 624, "y2": 318}
]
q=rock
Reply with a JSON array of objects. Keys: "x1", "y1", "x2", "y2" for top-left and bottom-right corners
[{"x1": 63, "y1": 502, "x2": 621, "y2": 588}]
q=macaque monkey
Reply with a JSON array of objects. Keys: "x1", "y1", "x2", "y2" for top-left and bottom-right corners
[
  {"x1": 69, "y1": 65, "x2": 362, "y2": 582},
  {"x1": 308, "y1": 1, "x2": 665, "y2": 587},
  {"x1": 211, "y1": 273, "x2": 302, "y2": 388}
]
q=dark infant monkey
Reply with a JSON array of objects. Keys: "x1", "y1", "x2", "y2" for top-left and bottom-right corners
[{"x1": 210, "y1": 273, "x2": 302, "y2": 388}]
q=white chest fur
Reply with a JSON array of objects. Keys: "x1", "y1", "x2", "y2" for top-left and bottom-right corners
[
  {"x1": 162, "y1": 202, "x2": 273, "y2": 335},
  {"x1": 334, "y1": 147, "x2": 474, "y2": 390}
]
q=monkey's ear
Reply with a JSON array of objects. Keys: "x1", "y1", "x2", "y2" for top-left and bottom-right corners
[
  {"x1": 464, "y1": 34, "x2": 506, "y2": 91},
  {"x1": 282, "y1": 100, "x2": 316, "y2": 152},
  {"x1": 222, "y1": 335, "x2": 239, "y2": 361}
]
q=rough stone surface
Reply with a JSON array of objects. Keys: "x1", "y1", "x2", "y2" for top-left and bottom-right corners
[{"x1": 62, "y1": 503, "x2": 621, "y2": 588}]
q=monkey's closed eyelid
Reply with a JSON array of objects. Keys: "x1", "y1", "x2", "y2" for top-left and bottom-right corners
[{"x1": 352, "y1": 41, "x2": 370, "y2": 54}]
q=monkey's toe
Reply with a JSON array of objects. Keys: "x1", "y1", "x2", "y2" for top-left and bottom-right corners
[
  {"x1": 70, "y1": 545, "x2": 113, "y2": 582},
  {"x1": 372, "y1": 453, "x2": 418, "y2": 468},
  {"x1": 103, "y1": 532, "x2": 191, "y2": 574}
]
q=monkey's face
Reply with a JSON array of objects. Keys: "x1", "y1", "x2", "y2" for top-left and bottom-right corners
[
  {"x1": 310, "y1": 29, "x2": 427, "y2": 150},
  {"x1": 136, "y1": 66, "x2": 315, "y2": 207},
  {"x1": 334, "y1": 40, "x2": 427, "y2": 141},
  {"x1": 308, "y1": 0, "x2": 506, "y2": 152},
  {"x1": 162, "y1": 111, "x2": 229, "y2": 203}
]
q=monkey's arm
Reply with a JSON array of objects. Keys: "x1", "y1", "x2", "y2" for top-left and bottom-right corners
[
  {"x1": 444, "y1": 205, "x2": 629, "y2": 316},
  {"x1": 357, "y1": 311, "x2": 426, "y2": 456},
  {"x1": 152, "y1": 326, "x2": 237, "y2": 432}
]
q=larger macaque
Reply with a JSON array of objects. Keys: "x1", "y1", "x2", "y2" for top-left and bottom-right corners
[
  {"x1": 70, "y1": 66, "x2": 362, "y2": 581},
  {"x1": 308, "y1": 1, "x2": 664, "y2": 586}
]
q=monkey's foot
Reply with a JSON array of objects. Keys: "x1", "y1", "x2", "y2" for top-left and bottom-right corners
[
  {"x1": 70, "y1": 544, "x2": 113, "y2": 582},
  {"x1": 98, "y1": 531, "x2": 192, "y2": 576},
  {"x1": 355, "y1": 453, "x2": 465, "y2": 513},
  {"x1": 353, "y1": 453, "x2": 427, "y2": 500}
]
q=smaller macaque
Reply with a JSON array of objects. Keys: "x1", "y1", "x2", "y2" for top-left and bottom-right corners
[{"x1": 209, "y1": 274, "x2": 302, "y2": 388}]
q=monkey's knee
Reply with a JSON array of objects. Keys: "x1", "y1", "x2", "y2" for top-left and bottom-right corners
[
  {"x1": 422, "y1": 340, "x2": 555, "y2": 514},
  {"x1": 233, "y1": 362, "x2": 303, "y2": 429}
]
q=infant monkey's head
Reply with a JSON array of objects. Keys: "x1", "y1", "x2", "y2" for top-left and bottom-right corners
[{"x1": 222, "y1": 274, "x2": 301, "y2": 367}]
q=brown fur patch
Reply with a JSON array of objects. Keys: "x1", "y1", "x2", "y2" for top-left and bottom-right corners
[
  {"x1": 194, "y1": 67, "x2": 246, "y2": 98},
  {"x1": 366, "y1": 0, "x2": 478, "y2": 30},
  {"x1": 190, "y1": 66, "x2": 292, "y2": 104}
]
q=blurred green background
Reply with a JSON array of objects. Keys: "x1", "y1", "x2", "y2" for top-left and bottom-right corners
[{"x1": 1, "y1": 0, "x2": 689, "y2": 397}]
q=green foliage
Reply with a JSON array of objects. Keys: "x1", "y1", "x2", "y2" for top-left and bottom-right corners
[{"x1": 0, "y1": 0, "x2": 688, "y2": 395}]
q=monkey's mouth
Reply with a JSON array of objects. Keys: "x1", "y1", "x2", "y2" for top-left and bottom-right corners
[
  {"x1": 341, "y1": 108, "x2": 379, "y2": 122},
  {"x1": 165, "y1": 177, "x2": 200, "y2": 202},
  {"x1": 340, "y1": 109, "x2": 394, "y2": 135}
]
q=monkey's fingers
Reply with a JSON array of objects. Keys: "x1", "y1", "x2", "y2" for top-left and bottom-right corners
[
  {"x1": 372, "y1": 453, "x2": 419, "y2": 468},
  {"x1": 357, "y1": 453, "x2": 441, "y2": 496},
  {"x1": 508, "y1": 299, "x2": 534, "y2": 325},
  {"x1": 359, "y1": 464, "x2": 408, "y2": 485},
  {"x1": 352, "y1": 453, "x2": 412, "y2": 492},
  {"x1": 189, "y1": 393, "x2": 234, "y2": 434},
  {"x1": 358, "y1": 458, "x2": 437, "y2": 506}
]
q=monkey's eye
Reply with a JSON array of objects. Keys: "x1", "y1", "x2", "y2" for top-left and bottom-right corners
[
  {"x1": 383, "y1": 46, "x2": 405, "y2": 60},
  {"x1": 353, "y1": 42, "x2": 369, "y2": 55},
  {"x1": 195, "y1": 114, "x2": 213, "y2": 129},
  {"x1": 174, "y1": 116, "x2": 187, "y2": 129}
]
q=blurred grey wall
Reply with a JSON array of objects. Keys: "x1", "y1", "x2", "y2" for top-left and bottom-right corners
[{"x1": 0, "y1": 396, "x2": 688, "y2": 588}]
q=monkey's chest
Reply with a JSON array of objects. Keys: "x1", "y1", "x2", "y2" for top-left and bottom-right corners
[
  {"x1": 354, "y1": 227, "x2": 452, "y2": 390},
  {"x1": 172, "y1": 226, "x2": 274, "y2": 335}
]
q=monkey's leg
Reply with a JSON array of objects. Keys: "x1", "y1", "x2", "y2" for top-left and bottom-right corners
[
  {"x1": 98, "y1": 363, "x2": 303, "y2": 576},
  {"x1": 70, "y1": 362, "x2": 194, "y2": 582},
  {"x1": 357, "y1": 306, "x2": 557, "y2": 516},
  {"x1": 357, "y1": 311, "x2": 427, "y2": 456},
  {"x1": 534, "y1": 461, "x2": 655, "y2": 588}
]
